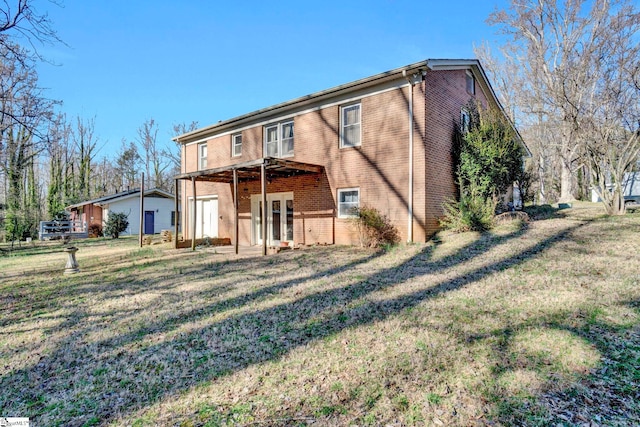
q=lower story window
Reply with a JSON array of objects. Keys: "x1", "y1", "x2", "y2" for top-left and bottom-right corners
[{"x1": 337, "y1": 188, "x2": 360, "y2": 218}]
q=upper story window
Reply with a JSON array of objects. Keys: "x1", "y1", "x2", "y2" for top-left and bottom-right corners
[
  {"x1": 466, "y1": 71, "x2": 476, "y2": 96},
  {"x1": 264, "y1": 120, "x2": 294, "y2": 158},
  {"x1": 340, "y1": 103, "x2": 361, "y2": 148},
  {"x1": 198, "y1": 143, "x2": 208, "y2": 170},
  {"x1": 461, "y1": 109, "x2": 471, "y2": 134},
  {"x1": 232, "y1": 133, "x2": 242, "y2": 157},
  {"x1": 337, "y1": 188, "x2": 360, "y2": 218}
]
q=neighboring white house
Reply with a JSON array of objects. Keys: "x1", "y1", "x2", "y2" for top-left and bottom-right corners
[
  {"x1": 97, "y1": 188, "x2": 176, "y2": 235},
  {"x1": 591, "y1": 172, "x2": 640, "y2": 203}
]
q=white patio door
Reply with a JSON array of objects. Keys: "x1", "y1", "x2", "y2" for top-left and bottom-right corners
[
  {"x1": 191, "y1": 196, "x2": 218, "y2": 238},
  {"x1": 251, "y1": 192, "x2": 293, "y2": 246}
]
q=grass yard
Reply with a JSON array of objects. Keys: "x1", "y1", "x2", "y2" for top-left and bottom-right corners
[{"x1": 1, "y1": 203, "x2": 639, "y2": 426}]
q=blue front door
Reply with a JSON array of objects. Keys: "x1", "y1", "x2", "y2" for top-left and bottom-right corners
[{"x1": 144, "y1": 211, "x2": 154, "y2": 234}]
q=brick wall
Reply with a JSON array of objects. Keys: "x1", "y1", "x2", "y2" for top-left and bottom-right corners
[{"x1": 180, "y1": 69, "x2": 488, "y2": 245}]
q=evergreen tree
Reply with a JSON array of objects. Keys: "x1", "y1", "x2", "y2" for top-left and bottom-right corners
[
  {"x1": 442, "y1": 103, "x2": 526, "y2": 232},
  {"x1": 104, "y1": 212, "x2": 129, "y2": 239}
]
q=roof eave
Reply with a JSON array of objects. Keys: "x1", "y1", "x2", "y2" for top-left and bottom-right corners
[
  {"x1": 173, "y1": 58, "x2": 532, "y2": 157},
  {"x1": 173, "y1": 59, "x2": 440, "y2": 144}
]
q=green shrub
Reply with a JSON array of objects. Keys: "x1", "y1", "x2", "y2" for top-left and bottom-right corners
[
  {"x1": 104, "y1": 212, "x2": 129, "y2": 239},
  {"x1": 4, "y1": 211, "x2": 38, "y2": 242},
  {"x1": 440, "y1": 195, "x2": 496, "y2": 232},
  {"x1": 351, "y1": 206, "x2": 400, "y2": 248}
]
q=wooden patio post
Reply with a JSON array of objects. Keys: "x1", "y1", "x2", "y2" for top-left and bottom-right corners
[
  {"x1": 139, "y1": 173, "x2": 144, "y2": 247},
  {"x1": 191, "y1": 176, "x2": 197, "y2": 251},
  {"x1": 261, "y1": 162, "x2": 267, "y2": 256},
  {"x1": 233, "y1": 168, "x2": 239, "y2": 255}
]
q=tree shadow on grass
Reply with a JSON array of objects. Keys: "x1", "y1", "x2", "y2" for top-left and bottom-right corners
[
  {"x1": 484, "y1": 298, "x2": 640, "y2": 426},
  {"x1": 0, "y1": 218, "x2": 595, "y2": 426},
  {"x1": 1, "y1": 246, "x2": 320, "y2": 329},
  {"x1": 265, "y1": 296, "x2": 639, "y2": 426}
]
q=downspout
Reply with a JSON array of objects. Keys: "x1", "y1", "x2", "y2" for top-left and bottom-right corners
[
  {"x1": 180, "y1": 142, "x2": 186, "y2": 245},
  {"x1": 174, "y1": 178, "x2": 179, "y2": 249},
  {"x1": 191, "y1": 176, "x2": 197, "y2": 251},
  {"x1": 403, "y1": 70, "x2": 415, "y2": 243}
]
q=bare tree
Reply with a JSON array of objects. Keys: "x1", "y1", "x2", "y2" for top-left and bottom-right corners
[
  {"x1": 473, "y1": 42, "x2": 521, "y2": 122},
  {"x1": 115, "y1": 139, "x2": 140, "y2": 191},
  {"x1": 168, "y1": 121, "x2": 198, "y2": 167},
  {"x1": 72, "y1": 115, "x2": 98, "y2": 201},
  {"x1": 137, "y1": 118, "x2": 167, "y2": 189},
  {"x1": 0, "y1": 42, "x2": 55, "y2": 142},
  {"x1": 0, "y1": 42, "x2": 54, "y2": 239},
  {"x1": 0, "y1": 1, "x2": 62, "y2": 237},
  {"x1": 0, "y1": 0, "x2": 63, "y2": 63},
  {"x1": 487, "y1": 0, "x2": 640, "y2": 203},
  {"x1": 163, "y1": 121, "x2": 198, "y2": 192},
  {"x1": 45, "y1": 112, "x2": 69, "y2": 215},
  {"x1": 585, "y1": 20, "x2": 640, "y2": 214}
]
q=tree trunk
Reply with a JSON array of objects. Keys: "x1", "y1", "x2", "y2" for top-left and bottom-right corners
[
  {"x1": 603, "y1": 187, "x2": 625, "y2": 216},
  {"x1": 558, "y1": 160, "x2": 575, "y2": 203},
  {"x1": 537, "y1": 153, "x2": 546, "y2": 204}
]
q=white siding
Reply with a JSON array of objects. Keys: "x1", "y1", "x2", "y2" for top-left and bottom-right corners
[{"x1": 104, "y1": 195, "x2": 175, "y2": 235}]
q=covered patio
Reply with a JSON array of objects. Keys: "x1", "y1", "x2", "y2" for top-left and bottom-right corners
[{"x1": 174, "y1": 157, "x2": 324, "y2": 255}]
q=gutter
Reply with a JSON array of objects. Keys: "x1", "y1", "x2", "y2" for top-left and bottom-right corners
[{"x1": 172, "y1": 59, "x2": 457, "y2": 144}]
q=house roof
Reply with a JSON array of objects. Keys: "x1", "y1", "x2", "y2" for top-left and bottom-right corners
[
  {"x1": 66, "y1": 188, "x2": 174, "y2": 210},
  {"x1": 175, "y1": 157, "x2": 324, "y2": 183},
  {"x1": 173, "y1": 58, "x2": 530, "y2": 156},
  {"x1": 66, "y1": 189, "x2": 140, "y2": 209},
  {"x1": 95, "y1": 188, "x2": 174, "y2": 206}
]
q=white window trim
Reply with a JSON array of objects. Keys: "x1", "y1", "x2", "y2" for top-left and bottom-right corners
[
  {"x1": 337, "y1": 187, "x2": 360, "y2": 218},
  {"x1": 340, "y1": 102, "x2": 361, "y2": 148},
  {"x1": 265, "y1": 123, "x2": 278, "y2": 157},
  {"x1": 264, "y1": 120, "x2": 294, "y2": 158},
  {"x1": 198, "y1": 143, "x2": 208, "y2": 170},
  {"x1": 232, "y1": 133, "x2": 242, "y2": 157}
]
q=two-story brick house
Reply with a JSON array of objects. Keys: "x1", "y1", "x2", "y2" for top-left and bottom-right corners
[{"x1": 174, "y1": 59, "x2": 522, "y2": 254}]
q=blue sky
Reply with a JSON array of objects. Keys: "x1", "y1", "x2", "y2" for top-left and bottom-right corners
[{"x1": 35, "y1": 0, "x2": 510, "y2": 159}]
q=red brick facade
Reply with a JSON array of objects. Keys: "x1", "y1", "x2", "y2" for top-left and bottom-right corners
[{"x1": 177, "y1": 61, "x2": 496, "y2": 246}]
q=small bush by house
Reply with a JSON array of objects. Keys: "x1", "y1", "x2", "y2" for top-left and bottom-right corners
[
  {"x1": 104, "y1": 212, "x2": 129, "y2": 239},
  {"x1": 351, "y1": 206, "x2": 400, "y2": 248}
]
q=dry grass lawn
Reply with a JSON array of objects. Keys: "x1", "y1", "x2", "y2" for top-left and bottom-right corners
[{"x1": 0, "y1": 202, "x2": 639, "y2": 426}]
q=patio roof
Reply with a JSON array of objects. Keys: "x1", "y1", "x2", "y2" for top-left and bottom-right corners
[
  {"x1": 174, "y1": 157, "x2": 324, "y2": 183},
  {"x1": 174, "y1": 157, "x2": 324, "y2": 255}
]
